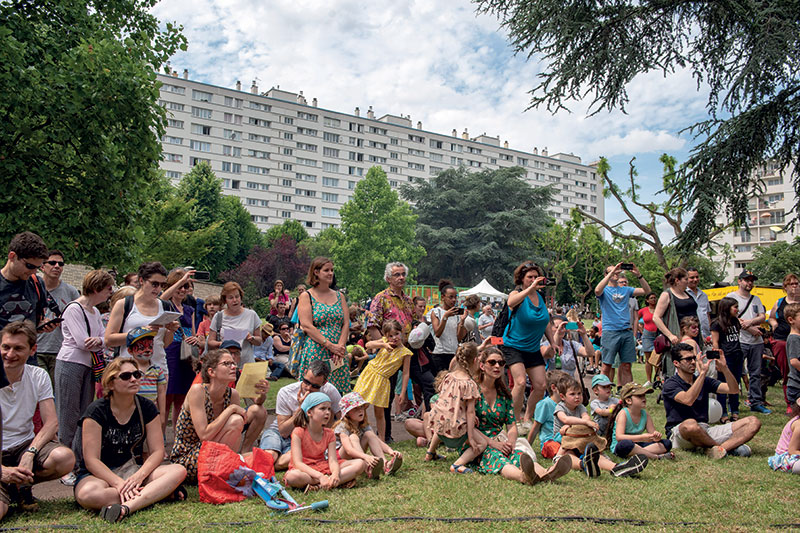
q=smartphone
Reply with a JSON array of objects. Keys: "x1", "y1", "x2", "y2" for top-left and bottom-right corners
[
  {"x1": 452, "y1": 307, "x2": 465, "y2": 315},
  {"x1": 36, "y1": 318, "x2": 63, "y2": 331},
  {"x1": 544, "y1": 278, "x2": 557, "y2": 286},
  {"x1": 620, "y1": 263, "x2": 634, "y2": 271},
  {"x1": 706, "y1": 349, "x2": 720, "y2": 360},
  {"x1": 193, "y1": 271, "x2": 211, "y2": 281},
  {"x1": 490, "y1": 336, "x2": 504, "y2": 345},
  {"x1": 566, "y1": 322, "x2": 579, "y2": 330}
]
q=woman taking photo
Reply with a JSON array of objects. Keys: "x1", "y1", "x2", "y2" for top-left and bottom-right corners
[
  {"x1": 269, "y1": 279, "x2": 291, "y2": 315},
  {"x1": 297, "y1": 257, "x2": 350, "y2": 394},
  {"x1": 207, "y1": 282, "x2": 262, "y2": 367},
  {"x1": 638, "y1": 292, "x2": 659, "y2": 385},
  {"x1": 429, "y1": 279, "x2": 469, "y2": 373},
  {"x1": 652, "y1": 268, "x2": 699, "y2": 376},
  {"x1": 501, "y1": 262, "x2": 556, "y2": 433},
  {"x1": 74, "y1": 358, "x2": 187, "y2": 523}
]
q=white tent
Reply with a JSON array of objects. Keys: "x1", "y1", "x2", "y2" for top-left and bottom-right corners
[{"x1": 459, "y1": 279, "x2": 507, "y2": 300}]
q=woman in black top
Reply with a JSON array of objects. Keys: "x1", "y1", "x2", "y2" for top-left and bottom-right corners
[
  {"x1": 710, "y1": 297, "x2": 744, "y2": 422},
  {"x1": 768, "y1": 273, "x2": 800, "y2": 411},
  {"x1": 74, "y1": 358, "x2": 187, "y2": 523}
]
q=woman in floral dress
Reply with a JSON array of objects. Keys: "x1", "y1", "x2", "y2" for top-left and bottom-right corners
[{"x1": 297, "y1": 257, "x2": 351, "y2": 394}]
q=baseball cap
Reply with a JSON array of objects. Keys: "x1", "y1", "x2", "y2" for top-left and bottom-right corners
[
  {"x1": 126, "y1": 327, "x2": 156, "y2": 347},
  {"x1": 738, "y1": 269, "x2": 758, "y2": 280},
  {"x1": 619, "y1": 382, "x2": 654, "y2": 401},
  {"x1": 591, "y1": 374, "x2": 615, "y2": 388},
  {"x1": 220, "y1": 340, "x2": 242, "y2": 351}
]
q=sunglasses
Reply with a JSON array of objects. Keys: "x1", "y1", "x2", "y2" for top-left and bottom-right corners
[
  {"x1": 117, "y1": 370, "x2": 144, "y2": 381},
  {"x1": 180, "y1": 283, "x2": 192, "y2": 290},
  {"x1": 676, "y1": 356, "x2": 697, "y2": 363},
  {"x1": 45, "y1": 260, "x2": 65, "y2": 267},
  {"x1": 147, "y1": 280, "x2": 167, "y2": 289},
  {"x1": 485, "y1": 359, "x2": 506, "y2": 367},
  {"x1": 23, "y1": 261, "x2": 41, "y2": 270},
  {"x1": 302, "y1": 377, "x2": 322, "y2": 390}
]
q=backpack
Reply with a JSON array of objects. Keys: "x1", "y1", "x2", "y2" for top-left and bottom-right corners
[
  {"x1": 490, "y1": 286, "x2": 522, "y2": 338},
  {"x1": 113, "y1": 296, "x2": 176, "y2": 356}
]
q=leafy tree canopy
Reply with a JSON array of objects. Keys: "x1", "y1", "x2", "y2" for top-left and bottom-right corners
[
  {"x1": 0, "y1": 0, "x2": 186, "y2": 265},
  {"x1": 476, "y1": 0, "x2": 800, "y2": 252},
  {"x1": 401, "y1": 166, "x2": 552, "y2": 290},
  {"x1": 748, "y1": 240, "x2": 800, "y2": 285},
  {"x1": 264, "y1": 220, "x2": 310, "y2": 247}
]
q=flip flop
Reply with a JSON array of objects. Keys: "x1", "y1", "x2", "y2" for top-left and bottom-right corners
[
  {"x1": 450, "y1": 463, "x2": 474, "y2": 474},
  {"x1": 425, "y1": 451, "x2": 445, "y2": 461},
  {"x1": 171, "y1": 484, "x2": 188, "y2": 502},
  {"x1": 367, "y1": 458, "x2": 384, "y2": 480},
  {"x1": 100, "y1": 504, "x2": 130, "y2": 523},
  {"x1": 386, "y1": 454, "x2": 403, "y2": 475}
]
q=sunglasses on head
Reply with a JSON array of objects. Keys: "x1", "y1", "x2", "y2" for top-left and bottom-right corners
[
  {"x1": 117, "y1": 370, "x2": 144, "y2": 381},
  {"x1": 45, "y1": 260, "x2": 65, "y2": 267},
  {"x1": 302, "y1": 377, "x2": 322, "y2": 390},
  {"x1": 485, "y1": 359, "x2": 506, "y2": 367}
]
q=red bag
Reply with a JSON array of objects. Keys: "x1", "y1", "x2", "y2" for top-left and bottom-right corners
[{"x1": 198, "y1": 442, "x2": 275, "y2": 504}]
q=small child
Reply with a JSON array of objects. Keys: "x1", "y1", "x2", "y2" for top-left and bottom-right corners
[
  {"x1": 785, "y1": 303, "x2": 800, "y2": 406},
  {"x1": 527, "y1": 370, "x2": 568, "y2": 459},
  {"x1": 406, "y1": 371, "x2": 446, "y2": 450},
  {"x1": 426, "y1": 342, "x2": 486, "y2": 473},
  {"x1": 334, "y1": 392, "x2": 403, "y2": 479},
  {"x1": 353, "y1": 319, "x2": 413, "y2": 441},
  {"x1": 607, "y1": 382, "x2": 673, "y2": 460},
  {"x1": 768, "y1": 398, "x2": 800, "y2": 474},
  {"x1": 589, "y1": 374, "x2": 619, "y2": 436},
  {"x1": 283, "y1": 392, "x2": 366, "y2": 491},
  {"x1": 127, "y1": 327, "x2": 166, "y2": 429},
  {"x1": 554, "y1": 377, "x2": 649, "y2": 478},
  {"x1": 679, "y1": 316, "x2": 702, "y2": 356}
]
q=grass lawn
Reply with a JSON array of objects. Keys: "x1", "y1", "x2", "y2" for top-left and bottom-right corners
[{"x1": 2, "y1": 366, "x2": 797, "y2": 532}]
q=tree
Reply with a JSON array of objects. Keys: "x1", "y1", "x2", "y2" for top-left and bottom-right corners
[
  {"x1": 476, "y1": 0, "x2": 800, "y2": 251},
  {"x1": 264, "y1": 220, "x2": 309, "y2": 247},
  {"x1": 303, "y1": 227, "x2": 342, "y2": 260},
  {"x1": 748, "y1": 240, "x2": 800, "y2": 285},
  {"x1": 334, "y1": 166, "x2": 425, "y2": 300},
  {"x1": 0, "y1": 0, "x2": 185, "y2": 266},
  {"x1": 401, "y1": 166, "x2": 552, "y2": 290}
]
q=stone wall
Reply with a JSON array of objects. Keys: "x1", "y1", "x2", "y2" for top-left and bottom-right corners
[{"x1": 61, "y1": 264, "x2": 222, "y2": 300}]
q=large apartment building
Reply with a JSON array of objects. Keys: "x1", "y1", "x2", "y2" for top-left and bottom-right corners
[
  {"x1": 157, "y1": 71, "x2": 604, "y2": 233},
  {"x1": 715, "y1": 160, "x2": 798, "y2": 280}
]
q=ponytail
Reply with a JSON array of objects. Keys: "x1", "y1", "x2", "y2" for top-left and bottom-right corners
[
  {"x1": 604, "y1": 400, "x2": 627, "y2": 442},
  {"x1": 291, "y1": 407, "x2": 308, "y2": 429}
]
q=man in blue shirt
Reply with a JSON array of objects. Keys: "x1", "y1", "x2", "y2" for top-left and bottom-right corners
[{"x1": 594, "y1": 263, "x2": 650, "y2": 387}]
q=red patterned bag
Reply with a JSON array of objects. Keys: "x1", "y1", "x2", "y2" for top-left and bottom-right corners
[{"x1": 198, "y1": 442, "x2": 275, "y2": 504}]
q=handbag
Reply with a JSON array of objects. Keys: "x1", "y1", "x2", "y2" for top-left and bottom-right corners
[{"x1": 653, "y1": 292, "x2": 680, "y2": 356}]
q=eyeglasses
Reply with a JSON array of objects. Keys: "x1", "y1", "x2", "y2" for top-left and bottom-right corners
[
  {"x1": 117, "y1": 370, "x2": 144, "y2": 381},
  {"x1": 217, "y1": 360, "x2": 237, "y2": 368},
  {"x1": 302, "y1": 377, "x2": 323, "y2": 390},
  {"x1": 676, "y1": 356, "x2": 697, "y2": 363},
  {"x1": 23, "y1": 261, "x2": 41, "y2": 270},
  {"x1": 147, "y1": 280, "x2": 167, "y2": 289},
  {"x1": 485, "y1": 359, "x2": 506, "y2": 367},
  {"x1": 44, "y1": 260, "x2": 65, "y2": 267}
]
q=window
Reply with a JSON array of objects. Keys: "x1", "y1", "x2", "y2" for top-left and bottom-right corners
[
  {"x1": 389, "y1": 180, "x2": 398, "y2": 187},
  {"x1": 766, "y1": 177, "x2": 784, "y2": 186},
  {"x1": 248, "y1": 149, "x2": 270, "y2": 159},
  {"x1": 323, "y1": 177, "x2": 339, "y2": 187},
  {"x1": 284, "y1": 117, "x2": 294, "y2": 125},
  {"x1": 165, "y1": 170, "x2": 182, "y2": 179},
  {"x1": 246, "y1": 165, "x2": 269, "y2": 175},
  {"x1": 369, "y1": 140, "x2": 387, "y2": 150},
  {"x1": 283, "y1": 163, "x2": 293, "y2": 171},
  {"x1": 430, "y1": 153, "x2": 443, "y2": 162},
  {"x1": 167, "y1": 119, "x2": 184, "y2": 129},
  {"x1": 260, "y1": 183, "x2": 269, "y2": 190},
  {"x1": 297, "y1": 111, "x2": 318, "y2": 122},
  {"x1": 191, "y1": 106, "x2": 212, "y2": 119},
  {"x1": 189, "y1": 156, "x2": 210, "y2": 166},
  {"x1": 517, "y1": 157, "x2": 528, "y2": 166},
  {"x1": 430, "y1": 166, "x2": 443, "y2": 174},
  {"x1": 284, "y1": 132, "x2": 294, "y2": 140},
  {"x1": 295, "y1": 188, "x2": 316, "y2": 197},
  {"x1": 489, "y1": 158, "x2": 497, "y2": 164},
  {"x1": 349, "y1": 122, "x2": 364, "y2": 133},
  {"x1": 296, "y1": 157, "x2": 317, "y2": 166},
  {"x1": 575, "y1": 169, "x2": 587, "y2": 176},
  {"x1": 282, "y1": 195, "x2": 292, "y2": 202},
  {"x1": 221, "y1": 179, "x2": 230, "y2": 188},
  {"x1": 323, "y1": 132, "x2": 340, "y2": 143},
  {"x1": 548, "y1": 163, "x2": 561, "y2": 170},
  {"x1": 348, "y1": 180, "x2": 356, "y2": 189},
  {"x1": 389, "y1": 167, "x2": 399, "y2": 174},
  {"x1": 224, "y1": 113, "x2": 243, "y2": 124},
  {"x1": 192, "y1": 89, "x2": 213, "y2": 102},
  {"x1": 191, "y1": 124, "x2": 212, "y2": 135},
  {"x1": 348, "y1": 166, "x2": 364, "y2": 176},
  {"x1": 223, "y1": 146, "x2": 241, "y2": 157},
  {"x1": 247, "y1": 181, "x2": 259, "y2": 189},
  {"x1": 225, "y1": 96, "x2": 243, "y2": 108},
  {"x1": 467, "y1": 160, "x2": 481, "y2": 168},
  {"x1": 295, "y1": 204, "x2": 316, "y2": 213},
  {"x1": 408, "y1": 162, "x2": 424, "y2": 171},
  {"x1": 430, "y1": 139, "x2": 443, "y2": 149},
  {"x1": 390, "y1": 138, "x2": 399, "y2": 145},
  {"x1": 321, "y1": 222, "x2": 338, "y2": 229},
  {"x1": 322, "y1": 192, "x2": 338, "y2": 202},
  {"x1": 466, "y1": 146, "x2": 481, "y2": 155},
  {"x1": 221, "y1": 162, "x2": 241, "y2": 173},
  {"x1": 249, "y1": 117, "x2": 270, "y2": 127},
  {"x1": 190, "y1": 140, "x2": 211, "y2": 152},
  {"x1": 164, "y1": 102, "x2": 184, "y2": 111},
  {"x1": 408, "y1": 134, "x2": 424, "y2": 143},
  {"x1": 349, "y1": 151, "x2": 364, "y2": 161},
  {"x1": 283, "y1": 148, "x2": 293, "y2": 156},
  {"x1": 499, "y1": 153, "x2": 512, "y2": 161},
  {"x1": 369, "y1": 155, "x2": 387, "y2": 163},
  {"x1": 297, "y1": 142, "x2": 318, "y2": 152},
  {"x1": 322, "y1": 207, "x2": 339, "y2": 217},
  {"x1": 163, "y1": 136, "x2": 183, "y2": 145},
  {"x1": 450, "y1": 143, "x2": 463, "y2": 152},
  {"x1": 296, "y1": 173, "x2": 317, "y2": 182},
  {"x1": 223, "y1": 129, "x2": 241, "y2": 141},
  {"x1": 248, "y1": 133, "x2": 270, "y2": 143},
  {"x1": 282, "y1": 178, "x2": 293, "y2": 187},
  {"x1": 281, "y1": 211, "x2": 292, "y2": 218},
  {"x1": 368, "y1": 126, "x2": 387, "y2": 135},
  {"x1": 246, "y1": 198, "x2": 258, "y2": 206},
  {"x1": 297, "y1": 127, "x2": 318, "y2": 136},
  {"x1": 451, "y1": 156, "x2": 462, "y2": 165},
  {"x1": 348, "y1": 137, "x2": 363, "y2": 147},
  {"x1": 324, "y1": 117, "x2": 341, "y2": 127},
  {"x1": 323, "y1": 162, "x2": 339, "y2": 173},
  {"x1": 323, "y1": 147, "x2": 340, "y2": 157},
  {"x1": 163, "y1": 84, "x2": 185, "y2": 95},
  {"x1": 249, "y1": 101, "x2": 270, "y2": 111}
]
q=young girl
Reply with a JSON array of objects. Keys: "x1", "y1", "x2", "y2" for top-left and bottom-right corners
[
  {"x1": 606, "y1": 382, "x2": 673, "y2": 460},
  {"x1": 283, "y1": 392, "x2": 366, "y2": 491},
  {"x1": 768, "y1": 398, "x2": 800, "y2": 474},
  {"x1": 679, "y1": 316, "x2": 702, "y2": 356},
  {"x1": 711, "y1": 297, "x2": 744, "y2": 423},
  {"x1": 426, "y1": 342, "x2": 486, "y2": 474},
  {"x1": 334, "y1": 392, "x2": 403, "y2": 479},
  {"x1": 353, "y1": 319, "x2": 412, "y2": 441}
]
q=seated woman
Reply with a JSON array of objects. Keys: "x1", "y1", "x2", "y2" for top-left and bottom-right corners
[
  {"x1": 74, "y1": 358, "x2": 187, "y2": 523},
  {"x1": 170, "y1": 349, "x2": 250, "y2": 483}
]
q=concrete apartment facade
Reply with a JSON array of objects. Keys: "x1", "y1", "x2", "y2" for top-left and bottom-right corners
[
  {"x1": 714, "y1": 160, "x2": 798, "y2": 280},
  {"x1": 156, "y1": 71, "x2": 605, "y2": 233}
]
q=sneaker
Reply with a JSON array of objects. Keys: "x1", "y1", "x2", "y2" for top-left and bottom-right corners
[
  {"x1": 581, "y1": 443, "x2": 601, "y2": 478},
  {"x1": 60, "y1": 472, "x2": 77, "y2": 486},
  {"x1": 750, "y1": 404, "x2": 772, "y2": 414},
  {"x1": 706, "y1": 445, "x2": 727, "y2": 459},
  {"x1": 642, "y1": 381, "x2": 652, "y2": 389},
  {"x1": 520, "y1": 453, "x2": 541, "y2": 485},
  {"x1": 611, "y1": 454, "x2": 648, "y2": 477},
  {"x1": 729, "y1": 444, "x2": 752, "y2": 457},
  {"x1": 517, "y1": 420, "x2": 533, "y2": 435},
  {"x1": 514, "y1": 437, "x2": 537, "y2": 463},
  {"x1": 18, "y1": 486, "x2": 39, "y2": 512}
]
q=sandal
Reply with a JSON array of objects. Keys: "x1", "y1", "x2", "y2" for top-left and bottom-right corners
[
  {"x1": 731, "y1": 413, "x2": 740, "y2": 422},
  {"x1": 719, "y1": 415, "x2": 730, "y2": 424},
  {"x1": 100, "y1": 503, "x2": 130, "y2": 523},
  {"x1": 385, "y1": 453, "x2": 403, "y2": 475},
  {"x1": 366, "y1": 457, "x2": 384, "y2": 480},
  {"x1": 425, "y1": 451, "x2": 445, "y2": 462},
  {"x1": 449, "y1": 464, "x2": 473, "y2": 474},
  {"x1": 171, "y1": 484, "x2": 188, "y2": 502}
]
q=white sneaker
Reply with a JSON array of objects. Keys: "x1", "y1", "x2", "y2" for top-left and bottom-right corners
[
  {"x1": 517, "y1": 420, "x2": 533, "y2": 435},
  {"x1": 515, "y1": 437, "x2": 537, "y2": 463},
  {"x1": 60, "y1": 472, "x2": 77, "y2": 486}
]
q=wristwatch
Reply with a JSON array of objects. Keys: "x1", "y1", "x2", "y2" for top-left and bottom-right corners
[{"x1": 25, "y1": 446, "x2": 38, "y2": 455}]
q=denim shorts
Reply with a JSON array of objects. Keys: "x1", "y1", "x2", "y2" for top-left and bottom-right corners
[
  {"x1": 601, "y1": 329, "x2": 636, "y2": 365},
  {"x1": 259, "y1": 427, "x2": 291, "y2": 455}
]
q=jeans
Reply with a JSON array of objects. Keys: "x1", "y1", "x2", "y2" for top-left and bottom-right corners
[
  {"x1": 717, "y1": 350, "x2": 744, "y2": 415},
  {"x1": 741, "y1": 343, "x2": 765, "y2": 407}
]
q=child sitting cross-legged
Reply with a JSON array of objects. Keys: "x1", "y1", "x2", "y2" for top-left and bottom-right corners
[
  {"x1": 589, "y1": 374, "x2": 619, "y2": 437},
  {"x1": 334, "y1": 392, "x2": 403, "y2": 479},
  {"x1": 527, "y1": 370, "x2": 569, "y2": 459},
  {"x1": 554, "y1": 377, "x2": 649, "y2": 478},
  {"x1": 607, "y1": 382, "x2": 674, "y2": 460}
]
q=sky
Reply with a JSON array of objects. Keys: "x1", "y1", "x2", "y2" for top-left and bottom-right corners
[{"x1": 151, "y1": 0, "x2": 714, "y2": 242}]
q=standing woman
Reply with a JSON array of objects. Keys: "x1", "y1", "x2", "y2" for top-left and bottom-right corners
[
  {"x1": 652, "y1": 268, "x2": 699, "y2": 376},
  {"x1": 55, "y1": 270, "x2": 114, "y2": 463},
  {"x1": 207, "y1": 282, "x2": 262, "y2": 367},
  {"x1": 502, "y1": 262, "x2": 556, "y2": 432},
  {"x1": 105, "y1": 262, "x2": 177, "y2": 378},
  {"x1": 429, "y1": 279, "x2": 469, "y2": 373},
  {"x1": 638, "y1": 292, "x2": 659, "y2": 385},
  {"x1": 297, "y1": 257, "x2": 350, "y2": 395},
  {"x1": 769, "y1": 273, "x2": 800, "y2": 413},
  {"x1": 269, "y1": 280, "x2": 291, "y2": 315}
]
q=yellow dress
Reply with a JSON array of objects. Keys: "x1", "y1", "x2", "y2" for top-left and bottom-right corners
[{"x1": 353, "y1": 339, "x2": 412, "y2": 408}]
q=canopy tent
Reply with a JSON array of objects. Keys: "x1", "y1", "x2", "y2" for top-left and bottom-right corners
[{"x1": 459, "y1": 279, "x2": 507, "y2": 300}]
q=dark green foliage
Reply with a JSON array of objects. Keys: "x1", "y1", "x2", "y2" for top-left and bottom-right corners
[{"x1": 748, "y1": 239, "x2": 800, "y2": 284}]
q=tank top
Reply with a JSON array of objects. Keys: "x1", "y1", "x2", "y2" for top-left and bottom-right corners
[
  {"x1": 775, "y1": 416, "x2": 799, "y2": 454},
  {"x1": 611, "y1": 407, "x2": 648, "y2": 452},
  {"x1": 774, "y1": 298, "x2": 792, "y2": 341},
  {"x1": 120, "y1": 299, "x2": 167, "y2": 372},
  {"x1": 672, "y1": 292, "x2": 698, "y2": 323}
]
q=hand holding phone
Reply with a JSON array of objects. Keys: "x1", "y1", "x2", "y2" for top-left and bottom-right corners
[
  {"x1": 620, "y1": 263, "x2": 634, "y2": 271},
  {"x1": 36, "y1": 318, "x2": 63, "y2": 332},
  {"x1": 706, "y1": 349, "x2": 720, "y2": 360}
]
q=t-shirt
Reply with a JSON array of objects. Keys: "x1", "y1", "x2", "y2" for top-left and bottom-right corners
[
  {"x1": 138, "y1": 364, "x2": 166, "y2": 404},
  {"x1": 0, "y1": 272, "x2": 52, "y2": 329},
  {"x1": 638, "y1": 307, "x2": 657, "y2": 333},
  {"x1": 662, "y1": 374, "x2": 722, "y2": 437},
  {"x1": 211, "y1": 308, "x2": 262, "y2": 366},
  {"x1": 726, "y1": 291, "x2": 764, "y2": 345},
  {"x1": 710, "y1": 320, "x2": 742, "y2": 360},
  {"x1": 78, "y1": 395, "x2": 159, "y2": 472},
  {"x1": 477, "y1": 313, "x2": 494, "y2": 340},
  {"x1": 552, "y1": 402, "x2": 588, "y2": 437},
  {"x1": 598, "y1": 285, "x2": 636, "y2": 331},
  {"x1": 333, "y1": 422, "x2": 374, "y2": 439},
  {"x1": 35, "y1": 278, "x2": 80, "y2": 353},
  {"x1": 559, "y1": 339, "x2": 584, "y2": 374},
  {"x1": 503, "y1": 292, "x2": 550, "y2": 352},
  {"x1": 786, "y1": 334, "x2": 800, "y2": 390},
  {"x1": 430, "y1": 307, "x2": 460, "y2": 354},
  {"x1": 267, "y1": 381, "x2": 342, "y2": 432},
  {"x1": 590, "y1": 397, "x2": 620, "y2": 436},
  {"x1": 0, "y1": 365, "x2": 53, "y2": 450},
  {"x1": 533, "y1": 396, "x2": 560, "y2": 448}
]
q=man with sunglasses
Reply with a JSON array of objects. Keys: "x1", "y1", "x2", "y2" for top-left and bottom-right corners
[
  {"x1": 0, "y1": 321, "x2": 75, "y2": 519},
  {"x1": 258, "y1": 359, "x2": 341, "y2": 470},
  {"x1": 662, "y1": 343, "x2": 761, "y2": 459},
  {"x1": 35, "y1": 251, "x2": 78, "y2": 385}
]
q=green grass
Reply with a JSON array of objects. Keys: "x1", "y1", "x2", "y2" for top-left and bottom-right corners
[{"x1": 3, "y1": 367, "x2": 797, "y2": 532}]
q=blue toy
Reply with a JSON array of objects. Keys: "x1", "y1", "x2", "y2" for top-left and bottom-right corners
[{"x1": 253, "y1": 475, "x2": 328, "y2": 513}]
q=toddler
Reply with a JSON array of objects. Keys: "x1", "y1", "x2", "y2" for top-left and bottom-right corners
[
  {"x1": 607, "y1": 382, "x2": 673, "y2": 460},
  {"x1": 768, "y1": 398, "x2": 800, "y2": 474},
  {"x1": 127, "y1": 327, "x2": 166, "y2": 429},
  {"x1": 589, "y1": 374, "x2": 619, "y2": 436},
  {"x1": 527, "y1": 370, "x2": 568, "y2": 459}
]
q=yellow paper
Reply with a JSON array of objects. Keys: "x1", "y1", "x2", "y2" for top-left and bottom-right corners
[{"x1": 235, "y1": 362, "x2": 270, "y2": 398}]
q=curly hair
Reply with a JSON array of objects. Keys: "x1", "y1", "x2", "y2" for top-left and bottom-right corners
[{"x1": 477, "y1": 346, "x2": 511, "y2": 399}]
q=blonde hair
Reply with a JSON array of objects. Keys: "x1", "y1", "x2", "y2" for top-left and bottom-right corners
[
  {"x1": 101, "y1": 357, "x2": 138, "y2": 398},
  {"x1": 109, "y1": 286, "x2": 136, "y2": 310},
  {"x1": 332, "y1": 407, "x2": 369, "y2": 436},
  {"x1": 453, "y1": 342, "x2": 479, "y2": 380}
]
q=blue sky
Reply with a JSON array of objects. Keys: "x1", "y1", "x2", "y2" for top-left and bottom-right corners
[{"x1": 152, "y1": 0, "x2": 714, "y2": 241}]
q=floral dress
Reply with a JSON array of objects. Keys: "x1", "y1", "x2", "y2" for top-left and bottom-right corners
[
  {"x1": 469, "y1": 393, "x2": 523, "y2": 474},
  {"x1": 298, "y1": 291, "x2": 350, "y2": 394},
  {"x1": 170, "y1": 385, "x2": 231, "y2": 483}
]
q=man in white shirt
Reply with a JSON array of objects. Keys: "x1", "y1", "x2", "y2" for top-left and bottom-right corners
[
  {"x1": 477, "y1": 305, "x2": 495, "y2": 341},
  {"x1": 1, "y1": 321, "x2": 74, "y2": 519}
]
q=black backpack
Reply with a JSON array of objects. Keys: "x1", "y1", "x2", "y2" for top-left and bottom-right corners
[{"x1": 491, "y1": 286, "x2": 522, "y2": 338}]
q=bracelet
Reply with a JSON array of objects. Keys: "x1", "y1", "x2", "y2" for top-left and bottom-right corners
[{"x1": 637, "y1": 275, "x2": 644, "y2": 279}]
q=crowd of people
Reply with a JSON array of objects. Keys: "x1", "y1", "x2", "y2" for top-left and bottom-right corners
[{"x1": 1, "y1": 231, "x2": 799, "y2": 523}]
